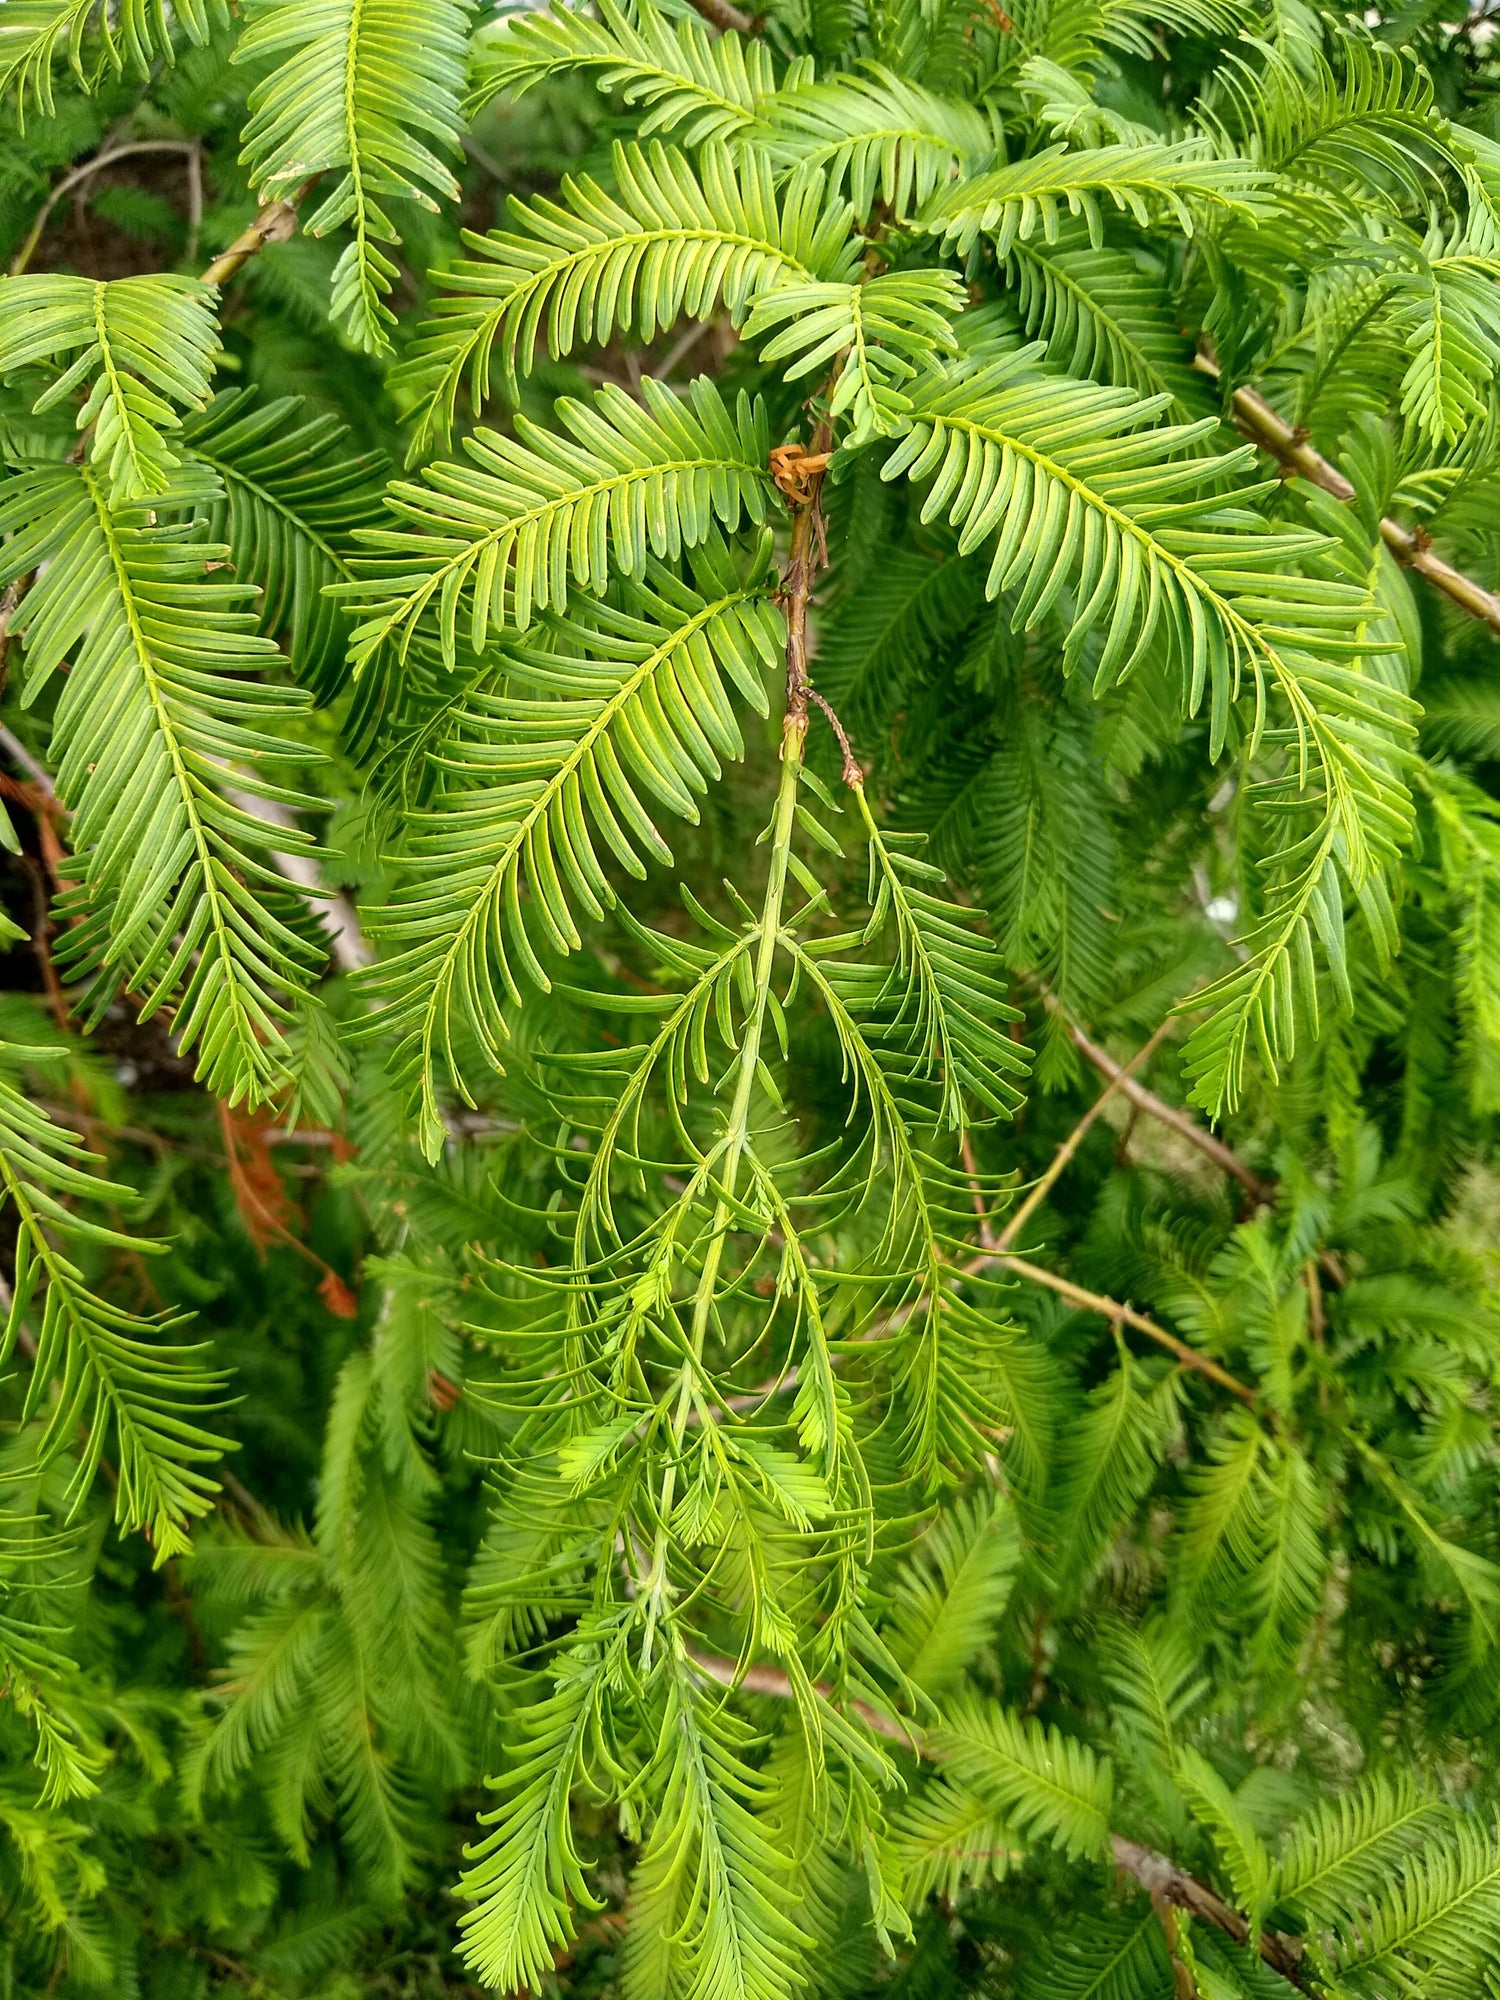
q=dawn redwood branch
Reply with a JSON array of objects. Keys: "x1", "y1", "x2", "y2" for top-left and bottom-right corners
[
  {"x1": 989, "y1": 1252, "x2": 1260, "y2": 1405},
  {"x1": 1196, "y1": 355, "x2": 1500, "y2": 636},
  {"x1": 200, "y1": 181, "x2": 315, "y2": 289},
  {"x1": 1051, "y1": 1005, "x2": 1276, "y2": 1205},
  {"x1": 686, "y1": 1647, "x2": 1314, "y2": 1992},
  {"x1": 680, "y1": 0, "x2": 757, "y2": 32},
  {"x1": 961, "y1": 1061, "x2": 1261, "y2": 1406},
  {"x1": 1110, "y1": 1836, "x2": 1314, "y2": 1993},
  {"x1": 10, "y1": 140, "x2": 200, "y2": 277},
  {"x1": 993, "y1": 1014, "x2": 1178, "y2": 1252},
  {"x1": 1044, "y1": 993, "x2": 1349, "y2": 1285},
  {"x1": 1232, "y1": 384, "x2": 1500, "y2": 634}
]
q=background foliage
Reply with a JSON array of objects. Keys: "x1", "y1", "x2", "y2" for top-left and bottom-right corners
[{"x1": 3, "y1": 2, "x2": 1500, "y2": 1998}]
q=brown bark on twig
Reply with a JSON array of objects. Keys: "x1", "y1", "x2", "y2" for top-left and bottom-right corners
[
  {"x1": 1050, "y1": 1005, "x2": 1276, "y2": 1205},
  {"x1": 680, "y1": 0, "x2": 757, "y2": 32},
  {"x1": 199, "y1": 188, "x2": 309, "y2": 289},
  {"x1": 991, "y1": 1252, "x2": 1260, "y2": 1404},
  {"x1": 993, "y1": 1015, "x2": 1178, "y2": 1252},
  {"x1": 686, "y1": 1645, "x2": 1315, "y2": 1992},
  {"x1": 1196, "y1": 355, "x2": 1500, "y2": 636}
]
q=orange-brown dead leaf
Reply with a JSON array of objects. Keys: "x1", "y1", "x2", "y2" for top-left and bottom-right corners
[{"x1": 318, "y1": 1268, "x2": 360, "y2": 1320}]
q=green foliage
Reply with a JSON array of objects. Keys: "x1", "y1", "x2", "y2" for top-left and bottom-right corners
[
  {"x1": 396, "y1": 142, "x2": 859, "y2": 448},
  {"x1": 236, "y1": 0, "x2": 477, "y2": 351},
  {"x1": 0, "y1": 274, "x2": 220, "y2": 502},
  {"x1": 0, "y1": 1048, "x2": 227, "y2": 1555},
  {"x1": 3, "y1": 4, "x2": 1500, "y2": 1999},
  {"x1": 0, "y1": 0, "x2": 228, "y2": 123},
  {"x1": 0, "y1": 465, "x2": 326, "y2": 1101}
]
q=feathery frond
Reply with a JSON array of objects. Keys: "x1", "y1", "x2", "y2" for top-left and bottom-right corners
[
  {"x1": 0, "y1": 0, "x2": 228, "y2": 120},
  {"x1": 361, "y1": 554, "x2": 782, "y2": 1155},
  {"x1": 468, "y1": 0, "x2": 776, "y2": 144},
  {"x1": 236, "y1": 0, "x2": 476, "y2": 351},
  {"x1": 0, "y1": 274, "x2": 219, "y2": 503},
  {"x1": 0, "y1": 1051, "x2": 228, "y2": 1554},
  {"x1": 0, "y1": 464, "x2": 325, "y2": 1100},
  {"x1": 344, "y1": 375, "x2": 773, "y2": 667},
  {"x1": 930, "y1": 1698, "x2": 1114, "y2": 1860},
  {"x1": 186, "y1": 388, "x2": 389, "y2": 702},
  {"x1": 918, "y1": 144, "x2": 1265, "y2": 257},
  {"x1": 395, "y1": 143, "x2": 859, "y2": 450},
  {"x1": 883, "y1": 1491, "x2": 1019, "y2": 1696},
  {"x1": 766, "y1": 68, "x2": 999, "y2": 222}
]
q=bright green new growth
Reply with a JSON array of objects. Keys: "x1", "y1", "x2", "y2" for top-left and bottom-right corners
[{"x1": 2, "y1": 3, "x2": 1500, "y2": 1999}]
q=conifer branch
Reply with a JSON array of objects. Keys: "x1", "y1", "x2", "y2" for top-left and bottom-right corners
[
  {"x1": 992, "y1": 1015, "x2": 1178, "y2": 1252},
  {"x1": 681, "y1": 0, "x2": 757, "y2": 35},
  {"x1": 1197, "y1": 355, "x2": 1500, "y2": 637},
  {"x1": 687, "y1": 1648, "x2": 1315, "y2": 1991},
  {"x1": 962, "y1": 1085, "x2": 1260, "y2": 1403},
  {"x1": 1043, "y1": 999, "x2": 1275, "y2": 1204},
  {"x1": 199, "y1": 183, "x2": 314, "y2": 289},
  {"x1": 988, "y1": 1254, "x2": 1260, "y2": 1405}
]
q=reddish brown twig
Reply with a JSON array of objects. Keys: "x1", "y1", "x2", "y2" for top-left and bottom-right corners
[
  {"x1": 991, "y1": 1252, "x2": 1259, "y2": 1404},
  {"x1": 686, "y1": 1645, "x2": 1314, "y2": 1992},
  {"x1": 1050, "y1": 1006, "x2": 1275, "y2": 1205},
  {"x1": 993, "y1": 1015, "x2": 1178, "y2": 1253},
  {"x1": 1196, "y1": 354, "x2": 1500, "y2": 637},
  {"x1": 681, "y1": 0, "x2": 756, "y2": 32}
]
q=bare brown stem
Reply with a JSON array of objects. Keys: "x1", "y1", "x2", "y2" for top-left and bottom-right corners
[
  {"x1": 992, "y1": 1252, "x2": 1259, "y2": 1404},
  {"x1": 685, "y1": 1646, "x2": 1314, "y2": 1992},
  {"x1": 993, "y1": 1015, "x2": 1177, "y2": 1253},
  {"x1": 1053, "y1": 1006, "x2": 1275, "y2": 1205},
  {"x1": 681, "y1": 0, "x2": 756, "y2": 31},
  {"x1": 10, "y1": 141, "x2": 200, "y2": 277},
  {"x1": 1196, "y1": 354, "x2": 1500, "y2": 637},
  {"x1": 778, "y1": 427, "x2": 832, "y2": 721},
  {"x1": 809, "y1": 689, "x2": 863, "y2": 785},
  {"x1": 199, "y1": 180, "x2": 315, "y2": 289}
]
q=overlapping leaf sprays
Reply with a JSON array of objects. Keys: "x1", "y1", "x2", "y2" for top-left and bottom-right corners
[{"x1": 4, "y1": 2, "x2": 1500, "y2": 1997}]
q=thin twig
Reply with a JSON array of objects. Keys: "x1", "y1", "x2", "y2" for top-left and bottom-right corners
[
  {"x1": 992, "y1": 1015, "x2": 1177, "y2": 1253},
  {"x1": 1048, "y1": 1002, "x2": 1275, "y2": 1205},
  {"x1": 0, "y1": 726, "x2": 54, "y2": 797},
  {"x1": 685, "y1": 1646, "x2": 1314, "y2": 1993},
  {"x1": 184, "y1": 138, "x2": 204, "y2": 269},
  {"x1": 1196, "y1": 353, "x2": 1500, "y2": 636},
  {"x1": 680, "y1": 0, "x2": 756, "y2": 31},
  {"x1": 200, "y1": 180, "x2": 316, "y2": 289},
  {"x1": 991, "y1": 1253, "x2": 1259, "y2": 1405},
  {"x1": 1044, "y1": 994, "x2": 1349, "y2": 1285},
  {"x1": 654, "y1": 315, "x2": 721, "y2": 381},
  {"x1": 809, "y1": 690, "x2": 863, "y2": 785},
  {"x1": 958, "y1": 1037, "x2": 1259, "y2": 1403},
  {"x1": 692, "y1": 1213, "x2": 1261, "y2": 1420},
  {"x1": 10, "y1": 140, "x2": 199, "y2": 277}
]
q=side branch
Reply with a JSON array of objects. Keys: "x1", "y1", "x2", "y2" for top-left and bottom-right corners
[
  {"x1": 686, "y1": 1648, "x2": 1314, "y2": 1993},
  {"x1": 1050, "y1": 1004, "x2": 1275, "y2": 1204},
  {"x1": 993, "y1": 1015, "x2": 1177, "y2": 1252},
  {"x1": 681, "y1": 0, "x2": 757, "y2": 31},
  {"x1": 1198, "y1": 356, "x2": 1500, "y2": 636},
  {"x1": 201, "y1": 183, "x2": 315, "y2": 289},
  {"x1": 990, "y1": 1252, "x2": 1258, "y2": 1405}
]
